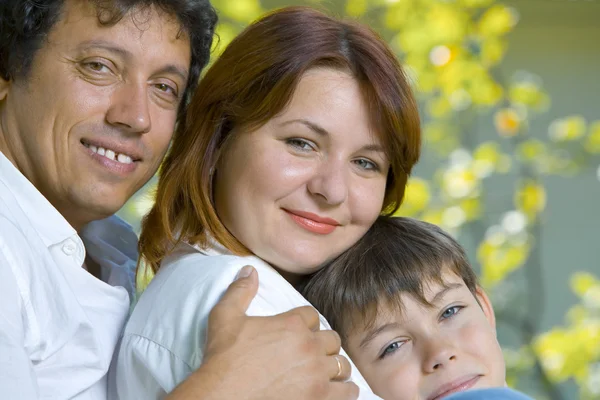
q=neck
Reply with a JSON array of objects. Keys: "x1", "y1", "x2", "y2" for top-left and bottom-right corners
[
  {"x1": 0, "y1": 123, "x2": 16, "y2": 167},
  {"x1": 276, "y1": 268, "x2": 307, "y2": 288}
]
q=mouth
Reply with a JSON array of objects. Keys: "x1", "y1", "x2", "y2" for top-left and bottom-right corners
[
  {"x1": 282, "y1": 209, "x2": 340, "y2": 235},
  {"x1": 427, "y1": 375, "x2": 482, "y2": 400},
  {"x1": 81, "y1": 139, "x2": 140, "y2": 165}
]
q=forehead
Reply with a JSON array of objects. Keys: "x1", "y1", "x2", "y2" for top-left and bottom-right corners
[
  {"x1": 48, "y1": 0, "x2": 191, "y2": 65},
  {"x1": 364, "y1": 272, "x2": 470, "y2": 325},
  {"x1": 275, "y1": 68, "x2": 382, "y2": 143}
]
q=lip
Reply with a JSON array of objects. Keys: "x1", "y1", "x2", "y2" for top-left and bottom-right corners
[
  {"x1": 283, "y1": 209, "x2": 340, "y2": 235},
  {"x1": 427, "y1": 375, "x2": 482, "y2": 400},
  {"x1": 80, "y1": 138, "x2": 143, "y2": 161},
  {"x1": 81, "y1": 140, "x2": 139, "y2": 177}
]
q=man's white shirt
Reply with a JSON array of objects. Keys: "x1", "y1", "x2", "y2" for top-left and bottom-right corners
[{"x1": 0, "y1": 151, "x2": 137, "y2": 399}]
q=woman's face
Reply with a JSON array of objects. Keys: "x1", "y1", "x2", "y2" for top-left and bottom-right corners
[{"x1": 214, "y1": 68, "x2": 389, "y2": 276}]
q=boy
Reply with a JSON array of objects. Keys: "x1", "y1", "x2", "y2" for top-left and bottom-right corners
[{"x1": 302, "y1": 216, "x2": 515, "y2": 400}]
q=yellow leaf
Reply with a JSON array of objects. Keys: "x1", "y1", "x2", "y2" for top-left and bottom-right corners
[
  {"x1": 215, "y1": 0, "x2": 263, "y2": 23},
  {"x1": 443, "y1": 167, "x2": 479, "y2": 199},
  {"x1": 345, "y1": 0, "x2": 368, "y2": 17},
  {"x1": 478, "y1": 5, "x2": 518, "y2": 37},
  {"x1": 515, "y1": 181, "x2": 547, "y2": 217},
  {"x1": 517, "y1": 139, "x2": 547, "y2": 161},
  {"x1": 584, "y1": 121, "x2": 600, "y2": 153},
  {"x1": 481, "y1": 38, "x2": 507, "y2": 66},
  {"x1": 549, "y1": 116, "x2": 587, "y2": 142},
  {"x1": 458, "y1": 0, "x2": 494, "y2": 8},
  {"x1": 395, "y1": 178, "x2": 431, "y2": 217},
  {"x1": 494, "y1": 108, "x2": 522, "y2": 137},
  {"x1": 212, "y1": 23, "x2": 240, "y2": 56},
  {"x1": 509, "y1": 80, "x2": 550, "y2": 111},
  {"x1": 460, "y1": 197, "x2": 482, "y2": 220},
  {"x1": 479, "y1": 240, "x2": 529, "y2": 287},
  {"x1": 571, "y1": 272, "x2": 599, "y2": 297},
  {"x1": 421, "y1": 209, "x2": 444, "y2": 226}
]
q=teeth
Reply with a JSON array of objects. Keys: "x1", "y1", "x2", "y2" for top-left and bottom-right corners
[
  {"x1": 117, "y1": 153, "x2": 132, "y2": 164},
  {"x1": 86, "y1": 143, "x2": 135, "y2": 165}
]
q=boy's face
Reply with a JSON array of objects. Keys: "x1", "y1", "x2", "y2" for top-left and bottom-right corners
[{"x1": 345, "y1": 272, "x2": 506, "y2": 400}]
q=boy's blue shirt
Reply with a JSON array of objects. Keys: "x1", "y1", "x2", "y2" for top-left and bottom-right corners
[{"x1": 447, "y1": 388, "x2": 534, "y2": 399}]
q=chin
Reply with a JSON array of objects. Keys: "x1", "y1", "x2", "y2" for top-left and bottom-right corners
[
  {"x1": 75, "y1": 194, "x2": 127, "y2": 219},
  {"x1": 270, "y1": 254, "x2": 324, "y2": 276}
]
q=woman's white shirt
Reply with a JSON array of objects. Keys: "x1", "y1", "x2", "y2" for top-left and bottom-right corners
[{"x1": 112, "y1": 241, "x2": 381, "y2": 400}]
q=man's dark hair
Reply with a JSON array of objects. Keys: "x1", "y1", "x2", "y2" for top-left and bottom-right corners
[
  {"x1": 0, "y1": 0, "x2": 217, "y2": 115},
  {"x1": 301, "y1": 216, "x2": 479, "y2": 342}
]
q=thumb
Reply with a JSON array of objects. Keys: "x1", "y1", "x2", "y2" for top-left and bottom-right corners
[{"x1": 211, "y1": 265, "x2": 258, "y2": 321}]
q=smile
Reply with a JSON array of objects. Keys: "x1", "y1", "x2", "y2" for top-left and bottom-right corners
[
  {"x1": 83, "y1": 142, "x2": 134, "y2": 165},
  {"x1": 283, "y1": 209, "x2": 340, "y2": 235},
  {"x1": 428, "y1": 375, "x2": 482, "y2": 400}
]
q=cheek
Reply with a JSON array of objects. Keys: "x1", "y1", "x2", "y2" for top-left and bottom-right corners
[
  {"x1": 348, "y1": 178, "x2": 387, "y2": 224},
  {"x1": 236, "y1": 146, "x2": 314, "y2": 200},
  {"x1": 369, "y1": 362, "x2": 420, "y2": 400},
  {"x1": 458, "y1": 321, "x2": 505, "y2": 375}
]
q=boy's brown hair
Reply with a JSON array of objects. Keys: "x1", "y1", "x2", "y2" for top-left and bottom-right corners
[{"x1": 301, "y1": 216, "x2": 479, "y2": 342}]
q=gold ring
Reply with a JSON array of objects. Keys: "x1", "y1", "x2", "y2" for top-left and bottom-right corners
[{"x1": 334, "y1": 355, "x2": 343, "y2": 380}]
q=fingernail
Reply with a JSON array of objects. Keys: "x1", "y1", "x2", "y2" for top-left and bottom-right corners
[{"x1": 235, "y1": 265, "x2": 253, "y2": 280}]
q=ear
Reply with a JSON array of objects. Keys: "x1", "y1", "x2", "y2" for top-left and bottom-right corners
[{"x1": 475, "y1": 285, "x2": 496, "y2": 331}]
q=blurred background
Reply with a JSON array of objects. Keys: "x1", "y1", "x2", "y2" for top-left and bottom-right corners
[{"x1": 118, "y1": 0, "x2": 600, "y2": 398}]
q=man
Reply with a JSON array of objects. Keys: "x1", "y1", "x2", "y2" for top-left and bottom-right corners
[{"x1": 0, "y1": 0, "x2": 356, "y2": 399}]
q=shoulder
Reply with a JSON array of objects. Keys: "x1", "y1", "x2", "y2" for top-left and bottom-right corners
[
  {"x1": 149, "y1": 243, "x2": 266, "y2": 300},
  {"x1": 0, "y1": 213, "x2": 40, "y2": 286},
  {"x1": 0, "y1": 214, "x2": 38, "y2": 339},
  {"x1": 122, "y1": 245, "x2": 263, "y2": 364}
]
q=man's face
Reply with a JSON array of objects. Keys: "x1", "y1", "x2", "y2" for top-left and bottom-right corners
[
  {"x1": 0, "y1": 0, "x2": 191, "y2": 229},
  {"x1": 345, "y1": 272, "x2": 506, "y2": 400}
]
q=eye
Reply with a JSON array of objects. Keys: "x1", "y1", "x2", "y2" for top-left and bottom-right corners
[
  {"x1": 441, "y1": 305, "x2": 464, "y2": 321},
  {"x1": 378, "y1": 340, "x2": 405, "y2": 360},
  {"x1": 353, "y1": 158, "x2": 379, "y2": 172},
  {"x1": 83, "y1": 61, "x2": 111, "y2": 73},
  {"x1": 286, "y1": 138, "x2": 315, "y2": 152},
  {"x1": 154, "y1": 82, "x2": 179, "y2": 97}
]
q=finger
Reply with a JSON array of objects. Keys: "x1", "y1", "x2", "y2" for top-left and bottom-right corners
[
  {"x1": 328, "y1": 354, "x2": 352, "y2": 382},
  {"x1": 315, "y1": 329, "x2": 342, "y2": 356},
  {"x1": 210, "y1": 266, "x2": 258, "y2": 323},
  {"x1": 278, "y1": 305, "x2": 320, "y2": 332},
  {"x1": 327, "y1": 381, "x2": 360, "y2": 400}
]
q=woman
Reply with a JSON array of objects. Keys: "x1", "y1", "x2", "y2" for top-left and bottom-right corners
[{"x1": 114, "y1": 6, "x2": 420, "y2": 399}]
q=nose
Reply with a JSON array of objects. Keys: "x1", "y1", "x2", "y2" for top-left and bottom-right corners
[
  {"x1": 307, "y1": 158, "x2": 349, "y2": 205},
  {"x1": 422, "y1": 337, "x2": 458, "y2": 373},
  {"x1": 106, "y1": 82, "x2": 151, "y2": 134}
]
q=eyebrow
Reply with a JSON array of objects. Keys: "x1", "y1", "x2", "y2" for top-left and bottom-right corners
[
  {"x1": 358, "y1": 283, "x2": 464, "y2": 349},
  {"x1": 359, "y1": 322, "x2": 402, "y2": 349},
  {"x1": 430, "y1": 283, "x2": 463, "y2": 305},
  {"x1": 76, "y1": 40, "x2": 189, "y2": 83},
  {"x1": 281, "y1": 118, "x2": 386, "y2": 154}
]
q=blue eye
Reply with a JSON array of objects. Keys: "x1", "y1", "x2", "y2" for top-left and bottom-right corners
[
  {"x1": 286, "y1": 138, "x2": 315, "y2": 151},
  {"x1": 379, "y1": 341, "x2": 404, "y2": 360},
  {"x1": 441, "y1": 306, "x2": 463, "y2": 320},
  {"x1": 354, "y1": 158, "x2": 379, "y2": 171}
]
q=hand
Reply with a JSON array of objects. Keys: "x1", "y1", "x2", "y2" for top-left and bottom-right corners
[{"x1": 167, "y1": 266, "x2": 359, "y2": 400}]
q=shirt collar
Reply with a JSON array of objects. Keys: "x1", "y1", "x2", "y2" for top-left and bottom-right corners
[
  {"x1": 0, "y1": 151, "x2": 76, "y2": 247},
  {"x1": 193, "y1": 235, "x2": 234, "y2": 257},
  {"x1": 81, "y1": 215, "x2": 138, "y2": 301}
]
